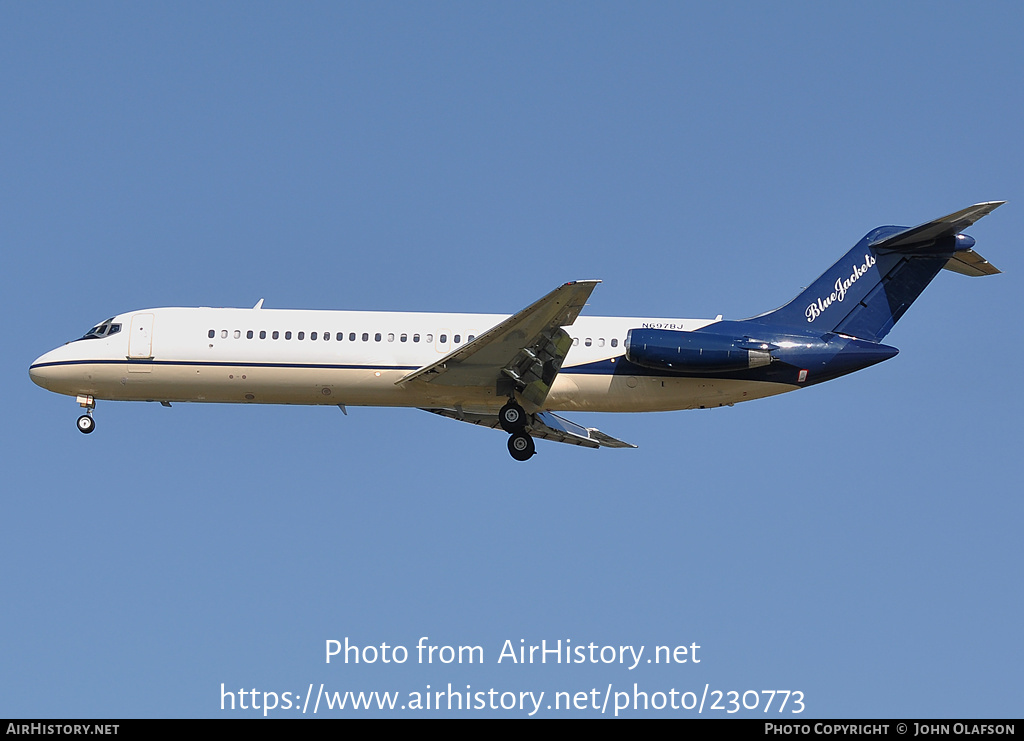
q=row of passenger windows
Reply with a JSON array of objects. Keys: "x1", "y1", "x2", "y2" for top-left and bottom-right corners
[
  {"x1": 208, "y1": 329, "x2": 474, "y2": 344},
  {"x1": 208, "y1": 329, "x2": 621, "y2": 347}
]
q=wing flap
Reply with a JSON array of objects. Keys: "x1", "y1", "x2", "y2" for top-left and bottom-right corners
[
  {"x1": 422, "y1": 408, "x2": 636, "y2": 450},
  {"x1": 533, "y1": 411, "x2": 637, "y2": 449}
]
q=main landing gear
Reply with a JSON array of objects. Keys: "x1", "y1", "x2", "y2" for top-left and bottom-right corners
[
  {"x1": 507, "y1": 432, "x2": 535, "y2": 461},
  {"x1": 76, "y1": 395, "x2": 96, "y2": 434},
  {"x1": 498, "y1": 400, "x2": 526, "y2": 433},
  {"x1": 499, "y1": 399, "x2": 535, "y2": 461}
]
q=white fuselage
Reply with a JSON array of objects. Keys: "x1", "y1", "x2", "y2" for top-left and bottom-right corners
[{"x1": 29, "y1": 306, "x2": 796, "y2": 414}]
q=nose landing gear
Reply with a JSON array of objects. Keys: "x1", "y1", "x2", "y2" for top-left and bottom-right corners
[{"x1": 76, "y1": 395, "x2": 96, "y2": 434}]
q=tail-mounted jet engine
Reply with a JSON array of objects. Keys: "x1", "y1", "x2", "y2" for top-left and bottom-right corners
[{"x1": 624, "y1": 328, "x2": 777, "y2": 373}]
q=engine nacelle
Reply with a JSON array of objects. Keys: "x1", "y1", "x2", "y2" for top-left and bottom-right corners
[{"x1": 624, "y1": 328, "x2": 774, "y2": 373}]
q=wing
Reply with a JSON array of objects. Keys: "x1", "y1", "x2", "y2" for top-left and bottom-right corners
[
  {"x1": 396, "y1": 280, "x2": 600, "y2": 409},
  {"x1": 423, "y1": 408, "x2": 636, "y2": 450}
]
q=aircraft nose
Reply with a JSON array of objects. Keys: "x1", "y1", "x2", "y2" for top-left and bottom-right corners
[{"x1": 29, "y1": 350, "x2": 59, "y2": 390}]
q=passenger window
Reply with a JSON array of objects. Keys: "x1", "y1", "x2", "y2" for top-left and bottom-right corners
[
  {"x1": 374, "y1": 333, "x2": 381, "y2": 342},
  {"x1": 234, "y1": 330, "x2": 241, "y2": 339},
  {"x1": 208, "y1": 330, "x2": 215, "y2": 338},
  {"x1": 572, "y1": 337, "x2": 579, "y2": 346},
  {"x1": 311, "y1": 332, "x2": 317, "y2": 340},
  {"x1": 426, "y1": 333, "x2": 433, "y2": 343},
  {"x1": 323, "y1": 332, "x2": 330, "y2": 341},
  {"x1": 337, "y1": 332, "x2": 344, "y2": 341},
  {"x1": 611, "y1": 338, "x2": 618, "y2": 347},
  {"x1": 260, "y1": 331, "x2": 267, "y2": 339},
  {"x1": 387, "y1": 333, "x2": 395, "y2": 342},
  {"x1": 272, "y1": 331, "x2": 279, "y2": 340},
  {"x1": 247, "y1": 330, "x2": 254, "y2": 339},
  {"x1": 468, "y1": 335, "x2": 475, "y2": 342},
  {"x1": 298, "y1": 332, "x2": 304, "y2": 340},
  {"x1": 401, "y1": 333, "x2": 408, "y2": 342},
  {"x1": 413, "y1": 334, "x2": 420, "y2": 343},
  {"x1": 362, "y1": 333, "x2": 368, "y2": 341},
  {"x1": 220, "y1": 330, "x2": 227, "y2": 339},
  {"x1": 285, "y1": 331, "x2": 292, "y2": 340},
  {"x1": 598, "y1": 338, "x2": 605, "y2": 347},
  {"x1": 440, "y1": 334, "x2": 447, "y2": 343},
  {"x1": 454, "y1": 334, "x2": 461, "y2": 343}
]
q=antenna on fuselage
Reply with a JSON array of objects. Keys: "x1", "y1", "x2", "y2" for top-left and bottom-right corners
[{"x1": 253, "y1": 299, "x2": 265, "y2": 309}]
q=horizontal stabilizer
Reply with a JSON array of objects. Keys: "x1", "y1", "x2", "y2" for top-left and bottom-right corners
[
  {"x1": 943, "y1": 250, "x2": 1001, "y2": 277},
  {"x1": 422, "y1": 408, "x2": 636, "y2": 450},
  {"x1": 871, "y1": 201, "x2": 1005, "y2": 251}
]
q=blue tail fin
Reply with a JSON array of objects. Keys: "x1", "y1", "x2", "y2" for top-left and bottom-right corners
[{"x1": 745, "y1": 202, "x2": 1003, "y2": 342}]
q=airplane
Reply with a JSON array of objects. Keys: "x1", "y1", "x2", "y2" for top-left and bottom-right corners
[{"x1": 29, "y1": 202, "x2": 1003, "y2": 461}]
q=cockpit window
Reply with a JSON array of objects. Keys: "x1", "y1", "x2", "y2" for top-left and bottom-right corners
[{"x1": 77, "y1": 319, "x2": 121, "y2": 341}]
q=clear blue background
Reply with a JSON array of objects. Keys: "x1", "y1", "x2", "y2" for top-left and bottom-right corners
[{"x1": 3, "y1": 2, "x2": 1020, "y2": 718}]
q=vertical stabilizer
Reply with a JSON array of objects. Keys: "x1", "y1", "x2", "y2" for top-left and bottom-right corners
[{"x1": 745, "y1": 202, "x2": 1003, "y2": 342}]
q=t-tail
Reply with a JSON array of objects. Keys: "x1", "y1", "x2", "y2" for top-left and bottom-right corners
[{"x1": 744, "y1": 201, "x2": 1004, "y2": 341}]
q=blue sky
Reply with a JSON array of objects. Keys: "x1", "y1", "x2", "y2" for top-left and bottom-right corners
[{"x1": 3, "y1": 3, "x2": 1021, "y2": 718}]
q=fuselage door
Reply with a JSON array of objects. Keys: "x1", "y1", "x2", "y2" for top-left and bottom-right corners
[{"x1": 128, "y1": 313, "x2": 155, "y2": 360}]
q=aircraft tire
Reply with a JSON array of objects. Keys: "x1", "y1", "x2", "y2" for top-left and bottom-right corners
[
  {"x1": 498, "y1": 401, "x2": 527, "y2": 433},
  {"x1": 77, "y1": 415, "x2": 95, "y2": 434},
  {"x1": 507, "y1": 432, "x2": 535, "y2": 461}
]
